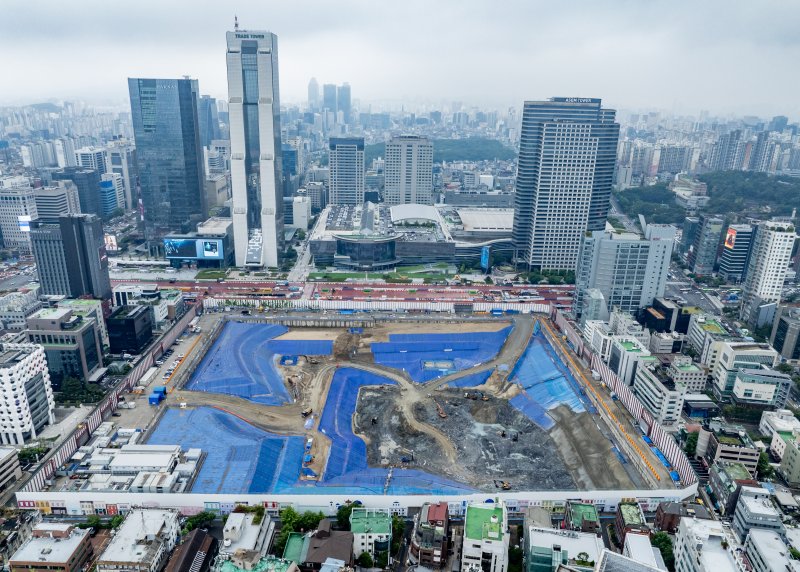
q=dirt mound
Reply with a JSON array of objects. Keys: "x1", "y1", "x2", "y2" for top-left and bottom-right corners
[{"x1": 333, "y1": 333, "x2": 359, "y2": 359}]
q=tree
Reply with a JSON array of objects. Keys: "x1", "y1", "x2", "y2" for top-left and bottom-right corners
[
  {"x1": 356, "y1": 552, "x2": 374, "y2": 568},
  {"x1": 184, "y1": 511, "x2": 215, "y2": 532},
  {"x1": 776, "y1": 363, "x2": 795, "y2": 374},
  {"x1": 574, "y1": 551, "x2": 593, "y2": 567},
  {"x1": 18, "y1": 446, "x2": 48, "y2": 464},
  {"x1": 684, "y1": 432, "x2": 699, "y2": 457},
  {"x1": 390, "y1": 515, "x2": 405, "y2": 554},
  {"x1": 508, "y1": 546, "x2": 524, "y2": 572},
  {"x1": 86, "y1": 514, "x2": 101, "y2": 529},
  {"x1": 652, "y1": 532, "x2": 674, "y2": 572},
  {"x1": 375, "y1": 551, "x2": 388, "y2": 569},
  {"x1": 484, "y1": 276, "x2": 493, "y2": 284},
  {"x1": 279, "y1": 506, "x2": 301, "y2": 531},
  {"x1": 757, "y1": 451, "x2": 774, "y2": 480},
  {"x1": 298, "y1": 511, "x2": 325, "y2": 532},
  {"x1": 110, "y1": 515, "x2": 124, "y2": 529},
  {"x1": 336, "y1": 502, "x2": 358, "y2": 530}
]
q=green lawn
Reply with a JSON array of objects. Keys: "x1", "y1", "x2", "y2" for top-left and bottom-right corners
[{"x1": 195, "y1": 269, "x2": 228, "y2": 280}]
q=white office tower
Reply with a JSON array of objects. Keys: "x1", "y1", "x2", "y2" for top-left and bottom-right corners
[
  {"x1": 0, "y1": 343, "x2": 55, "y2": 445},
  {"x1": 329, "y1": 138, "x2": 365, "y2": 205},
  {"x1": 74, "y1": 146, "x2": 108, "y2": 175},
  {"x1": 105, "y1": 141, "x2": 137, "y2": 210},
  {"x1": 226, "y1": 27, "x2": 284, "y2": 267},
  {"x1": 385, "y1": 135, "x2": 434, "y2": 205},
  {"x1": 101, "y1": 173, "x2": 126, "y2": 211},
  {"x1": 0, "y1": 186, "x2": 38, "y2": 253},
  {"x1": 740, "y1": 220, "x2": 796, "y2": 324}
]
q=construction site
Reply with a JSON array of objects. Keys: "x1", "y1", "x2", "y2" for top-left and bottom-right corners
[{"x1": 138, "y1": 312, "x2": 661, "y2": 495}]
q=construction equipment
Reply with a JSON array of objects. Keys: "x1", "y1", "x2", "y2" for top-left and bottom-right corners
[
  {"x1": 465, "y1": 391, "x2": 490, "y2": 401},
  {"x1": 434, "y1": 400, "x2": 447, "y2": 419},
  {"x1": 301, "y1": 408, "x2": 313, "y2": 418},
  {"x1": 501, "y1": 481, "x2": 511, "y2": 490}
]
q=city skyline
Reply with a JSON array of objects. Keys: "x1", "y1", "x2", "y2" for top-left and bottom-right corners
[{"x1": 0, "y1": 0, "x2": 799, "y2": 118}]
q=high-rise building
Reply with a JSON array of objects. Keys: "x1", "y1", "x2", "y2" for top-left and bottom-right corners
[
  {"x1": 197, "y1": 95, "x2": 221, "y2": 148},
  {"x1": 33, "y1": 182, "x2": 81, "y2": 223},
  {"x1": 0, "y1": 186, "x2": 38, "y2": 253},
  {"x1": 709, "y1": 129, "x2": 746, "y2": 171},
  {"x1": 74, "y1": 146, "x2": 107, "y2": 176},
  {"x1": 718, "y1": 224, "x2": 754, "y2": 282},
  {"x1": 337, "y1": 83, "x2": 351, "y2": 123},
  {"x1": 740, "y1": 220, "x2": 796, "y2": 324},
  {"x1": 128, "y1": 78, "x2": 206, "y2": 250},
  {"x1": 769, "y1": 115, "x2": 789, "y2": 133},
  {"x1": 384, "y1": 135, "x2": 433, "y2": 205},
  {"x1": 307, "y1": 77, "x2": 320, "y2": 110},
  {"x1": 512, "y1": 98, "x2": 620, "y2": 271},
  {"x1": 50, "y1": 167, "x2": 101, "y2": 217},
  {"x1": 30, "y1": 214, "x2": 111, "y2": 302},
  {"x1": 688, "y1": 214, "x2": 723, "y2": 275},
  {"x1": 53, "y1": 138, "x2": 77, "y2": 168},
  {"x1": 322, "y1": 84, "x2": 338, "y2": 115},
  {"x1": 771, "y1": 307, "x2": 800, "y2": 362},
  {"x1": 328, "y1": 138, "x2": 365, "y2": 205},
  {"x1": 105, "y1": 141, "x2": 137, "y2": 210},
  {"x1": 98, "y1": 174, "x2": 123, "y2": 217},
  {"x1": 0, "y1": 343, "x2": 55, "y2": 445},
  {"x1": 574, "y1": 226, "x2": 675, "y2": 322},
  {"x1": 226, "y1": 28, "x2": 284, "y2": 267}
]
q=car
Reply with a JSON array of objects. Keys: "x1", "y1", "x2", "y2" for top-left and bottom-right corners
[
  {"x1": 112, "y1": 412, "x2": 122, "y2": 417},
  {"x1": 178, "y1": 354, "x2": 185, "y2": 359}
]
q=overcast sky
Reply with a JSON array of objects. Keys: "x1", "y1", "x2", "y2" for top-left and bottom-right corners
[{"x1": 1, "y1": 0, "x2": 798, "y2": 118}]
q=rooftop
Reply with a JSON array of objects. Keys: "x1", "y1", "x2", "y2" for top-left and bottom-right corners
[
  {"x1": 719, "y1": 461, "x2": 755, "y2": 482},
  {"x1": 218, "y1": 555, "x2": 294, "y2": 572},
  {"x1": 98, "y1": 509, "x2": 177, "y2": 565},
  {"x1": 11, "y1": 526, "x2": 89, "y2": 564},
  {"x1": 350, "y1": 508, "x2": 391, "y2": 535},
  {"x1": 567, "y1": 502, "x2": 599, "y2": 528},
  {"x1": 747, "y1": 529, "x2": 794, "y2": 569},
  {"x1": 680, "y1": 519, "x2": 740, "y2": 571},
  {"x1": 527, "y1": 526, "x2": 604, "y2": 565},
  {"x1": 619, "y1": 503, "x2": 645, "y2": 526},
  {"x1": 465, "y1": 504, "x2": 504, "y2": 542}
]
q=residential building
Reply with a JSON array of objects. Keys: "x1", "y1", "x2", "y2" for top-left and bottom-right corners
[
  {"x1": 350, "y1": 509, "x2": 391, "y2": 561},
  {"x1": 574, "y1": 226, "x2": 674, "y2": 322},
  {"x1": 220, "y1": 512, "x2": 275, "y2": 559},
  {"x1": 740, "y1": 221, "x2": 796, "y2": 324},
  {"x1": 74, "y1": 146, "x2": 107, "y2": 176},
  {"x1": 461, "y1": 502, "x2": 509, "y2": 572},
  {"x1": 705, "y1": 425, "x2": 759, "y2": 477},
  {"x1": 778, "y1": 439, "x2": 800, "y2": 487},
  {"x1": 50, "y1": 168, "x2": 101, "y2": 217},
  {"x1": 614, "y1": 502, "x2": 649, "y2": 545},
  {"x1": 673, "y1": 518, "x2": 742, "y2": 572},
  {"x1": 688, "y1": 215, "x2": 723, "y2": 276},
  {"x1": 711, "y1": 342, "x2": 778, "y2": 400},
  {"x1": 226, "y1": 29, "x2": 284, "y2": 268},
  {"x1": 30, "y1": 214, "x2": 111, "y2": 302},
  {"x1": 164, "y1": 529, "x2": 217, "y2": 572},
  {"x1": 564, "y1": 501, "x2": 599, "y2": 533},
  {"x1": 709, "y1": 129, "x2": 746, "y2": 171},
  {"x1": 129, "y1": 78, "x2": 205, "y2": 252},
  {"x1": 512, "y1": 98, "x2": 620, "y2": 271},
  {"x1": 107, "y1": 306, "x2": 154, "y2": 354},
  {"x1": 105, "y1": 140, "x2": 137, "y2": 210},
  {"x1": 25, "y1": 308, "x2": 103, "y2": 389},
  {"x1": 719, "y1": 224, "x2": 754, "y2": 282},
  {"x1": 328, "y1": 138, "x2": 365, "y2": 205},
  {"x1": 526, "y1": 526, "x2": 604, "y2": 572},
  {"x1": 770, "y1": 306, "x2": 800, "y2": 362},
  {"x1": 0, "y1": 343, "x2": 55, "y2": 445},
  {"x1": 731, "y1": 366, "x2": 791, "y2": 409},
  {"x1": 731, "y1": 487, "x2": 783, "y2": 542},
  {"x1": 0, "y1": 446, "x2": 22, "y2": 494},
  {"x1": 0, "y1": 290, "x2": 42, "y2": 331},
  {"x1": 282, "y1": 520, "x2": 353, "y2": 570},
  {"x1": 410, "y1": 502, "x2": 448, "y2": 569},
  {"x1": 745, "y1": 528, "x2": 798, "y2": 572},
  {"x1": 653, "y1": 501, "x2": 712, "y2": 534},
  {"x1": 0, "y1": 186, "x2": 37, "y2": 252},
  {"x1": 33, "y1": 182, "x2": 81, "y2": 222},
  {"x1": 668, "y1": 356, "x2": 706, "y2": 392},
  {"x1": 9, "y1": 524, "x2": 92, "y2": 572},
  {"x1": 96, "y1": 509, "x2": 179, "y2": 572},
  {"x1": 708, "y1": 461, "x2": 760, "y2": 516},
  {"x1": 384, "y1": 136, "x2": 434, "y2": 205},
  {"x1": 632, "y1": 361, "x2": 687, "y2": 427}
]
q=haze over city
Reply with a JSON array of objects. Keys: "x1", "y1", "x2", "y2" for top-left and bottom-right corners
[{"x1": 1, "y1": 0, "x2": 799, "y2": 117}]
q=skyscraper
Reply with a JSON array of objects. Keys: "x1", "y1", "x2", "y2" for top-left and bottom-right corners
[
  {"x1": 105, "y1": 140, "x2": 137, "y2": 210},
  {"x1": 322, "y1": 84, "x2": 338, "y2": 115},
  {"x1": 384, "y1": 135, "x2": 433, "y2": 205},
  {"x1": 226, "y1": 28, "x2": 284, "y2": 267},
  {"x1": 740, "y1": 220, "x2": 796, "y2": 324},
  {"x1": 328, "y1": 138, "x2": 365, "y2": 205},
  {"x1": 0, "y1": 186, "x2": 38, "y2": 253},
  {"x1": 128, "y1": 78, "x2": 206, "y2": 251},
  {"x1": 30, "y1": 214, "x2": 111, "y2": 302},
  {"x1": 512, "y1": 97, "x2": 620, "y2": 271},
  {"x1": 197, "y1": 95, "x2": 221, "y2": 148},
  {"x1": 709, "y1": 129, "x2": 746, "y2": 171},
  {"x1": 74, "y1": 147, "x2": 107, "y2": 176},
  {"x1": 688, "y1": 214, "x2": 724, "y2": 275},
  {"x1": 337, "y1": 83, "x2": 351, "y2": 123},
  {"x1": 51, "y1": 167, "x2": 101, "y2": 217},
  {"x1": 574, "y1": 225, "x2": 675, "y2": 322},
  {"x1": 718, "y1": 224, "x2": 754, "y2": 282},
  {"x1": 308, "y1": 77, "x2": 320, "y2": 110}
]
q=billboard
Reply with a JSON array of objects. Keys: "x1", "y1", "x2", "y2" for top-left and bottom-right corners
[
  {"x1": 480, "y1": 246, "x2": 490, "y2": 272},
  {"x1": 18, "y1": 215, "x2": 31, "y2": 233},
  {"x1": 724, "y1": 228, "x2": 737, "y2": 249},
  {"x1": 164, "y1": 238, "x2": 224, "y2": 260},
  {"x1": 104, "y1": 233, "x2": 119, "y2": 253}
]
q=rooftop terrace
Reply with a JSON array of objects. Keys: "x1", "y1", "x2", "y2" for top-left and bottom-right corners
[{"x1": 465, "y1": 504, "x2": 505, "y2": 541}]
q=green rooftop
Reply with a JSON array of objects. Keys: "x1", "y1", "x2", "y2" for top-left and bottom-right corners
[
  {"x1": 282, "y1": 532, "x2": 305, "y2": 564},
  {"x1": 567, "y1": 502, "x2": 598, "y2": 529},
  {"x1": 675, "y1": 362, "x2": 701, "y2": 372},
  {"x1": 721, "y1": 462, "x2": 753, "y2": 481},
  {"x1": 619, "y1": 341, "x2": 642, "y2": 352},
  {"x1": 700, "y1": 319, "x2": 726, "y2": 335},
  {"x1": 218, "y1": 556, "x2": 294, "y2": 572},
  {"x1": 350, "y1": 508, "x2": 391, "y2": 535},
  {"x1": 619, "y1": 503, "x2": 644, "y2": 526},
  {"x1": 465, "y1": 504, "x2": 505, "y2": 541}
]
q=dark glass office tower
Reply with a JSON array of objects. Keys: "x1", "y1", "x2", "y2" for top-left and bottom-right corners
[
  {"x1": 197, "y1": 95, "x2": 221, "y2": 147},
  {"x1": 50, "y1": 167, "x2": 101, "y2": 216},
  {"x1": 512, "y1": 97, "x2": 620, "y2": 271},
  {"x1": 128, "y1": 78, "x2": 205, "y2": 250}
]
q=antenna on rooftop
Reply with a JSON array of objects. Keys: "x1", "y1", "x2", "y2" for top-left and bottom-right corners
[{"x1": 234, "y1": 15, "x2": 239, "y2": 31}]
